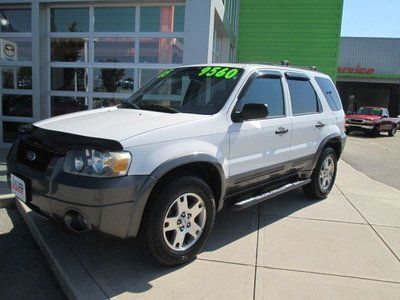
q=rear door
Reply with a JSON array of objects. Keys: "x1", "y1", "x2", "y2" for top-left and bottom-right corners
[
  {"x1": 285, "y1": 72, "x2": 328, "y2": 161},
  {"x1": 228, "y1": 70, "x2": 292, "y2": 182}
]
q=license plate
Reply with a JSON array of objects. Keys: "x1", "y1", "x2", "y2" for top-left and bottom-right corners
[{"x1": 11, "y1": 174, "x2": 27, "y2": 202}]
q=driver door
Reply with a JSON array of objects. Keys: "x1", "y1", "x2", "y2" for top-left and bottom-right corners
[{"x1": 228, "y1": 71, "x2": 292, "y2": 183}]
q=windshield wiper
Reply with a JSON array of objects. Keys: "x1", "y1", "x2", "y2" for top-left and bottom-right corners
[
  {"x1": 118, "y1": 102, "x2": 141, "y2": 110},
  {"x1": 138, "y1": 103, "x2": 180, "y2": 114}
]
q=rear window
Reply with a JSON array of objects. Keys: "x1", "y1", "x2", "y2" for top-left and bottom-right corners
[
  {"x1": 287, "y1": 79, "x2": 321, "y2": 115},
  {"x1": 315, "y1": 77, "x2": 343, "y2": 111}
]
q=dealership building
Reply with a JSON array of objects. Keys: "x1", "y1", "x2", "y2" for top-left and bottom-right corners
[
  {"x1": 0, "y1": 0, "x2": 343, "y2": 145},
  {"x1": 337, "y1": 37, "x2": 400, "y2": 117}
]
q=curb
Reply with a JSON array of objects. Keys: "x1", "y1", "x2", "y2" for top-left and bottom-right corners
[
  {"x1": 16, "y1": 199, "x2": 108, "y2": 300},
  {"x1": 0, "y1": 194, "x2": 15, "y2": 208}
]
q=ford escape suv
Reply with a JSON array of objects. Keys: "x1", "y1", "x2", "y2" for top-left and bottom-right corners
[{"x1": 8, "y1": 64, "x2": 346, "y2": 266}]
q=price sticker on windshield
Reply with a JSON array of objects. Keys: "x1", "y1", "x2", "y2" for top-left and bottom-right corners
[
  {"x1": 198, "y1": 67, "x2": 240, "y2": 79},
  {"x1": 158, "y1": 69, "x2": 174, "y2": 79}
]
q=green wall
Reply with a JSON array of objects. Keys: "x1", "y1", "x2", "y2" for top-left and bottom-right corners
[{"x1": 237, "y1": 0, "x2": 343, "y2": 80}]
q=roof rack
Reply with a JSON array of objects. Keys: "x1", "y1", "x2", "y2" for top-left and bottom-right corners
[{"x1": 241, "y1": 61, "x2": 318, "y2": 72}]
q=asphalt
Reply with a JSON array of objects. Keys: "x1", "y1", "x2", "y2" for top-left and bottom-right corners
[
  {"x1": 0, "y1": 206, "x2": 65, "y2": 300},
  {"x1": 342, "y1": 131, "x2": 400, "y2": 190}
]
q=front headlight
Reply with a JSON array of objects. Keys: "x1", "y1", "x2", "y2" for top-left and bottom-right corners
[{"x1": 63, "y1": 149, "x2": 131, "y2": 177}]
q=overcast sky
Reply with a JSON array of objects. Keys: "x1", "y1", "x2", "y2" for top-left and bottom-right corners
[{"x1": 341, "y1": 0, "x2": 400, "y2": 38}]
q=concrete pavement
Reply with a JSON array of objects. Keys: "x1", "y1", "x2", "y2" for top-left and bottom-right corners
[{"x1": 13, "y1": 160, "x2": 400, "y2": 299}]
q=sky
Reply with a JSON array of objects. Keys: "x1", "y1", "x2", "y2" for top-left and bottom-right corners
[{"x1": 341, "y1": 0, "x2": 400, "y2": 38}]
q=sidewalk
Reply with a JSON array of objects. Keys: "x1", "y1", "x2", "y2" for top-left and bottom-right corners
[{"x1": 7, "y1": 157, "x2": 400, "y2": 299}]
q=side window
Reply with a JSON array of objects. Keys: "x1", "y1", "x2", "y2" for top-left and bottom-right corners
[
  {"x1": 315, "y1": 77, "x2": 343, "y2": 111},
  {"x1": 287, "y1": 79, "x2": 321, "y2": 115},
  {"x1": 237, "y1": 76, "x2": 284, "y2": 117}
]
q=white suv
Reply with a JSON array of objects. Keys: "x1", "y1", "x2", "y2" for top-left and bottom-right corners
[{"x1": 8, "y1": 64, "x2": 346, "y2": 266}]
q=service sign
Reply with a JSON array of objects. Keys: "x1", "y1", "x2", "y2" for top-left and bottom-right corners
[{"x1": 0, "y1": 39, "x2": 17, "y2": 61}]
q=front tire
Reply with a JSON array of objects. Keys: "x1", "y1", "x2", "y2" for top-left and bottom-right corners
[
  {"x1": 303, "y1": 147, "x2": 337, "y2": 199},
  {"x1": 143, "y1": 175, "x2": 216, "y2": 266},
  {"x1": 370, "y1": 125, "x2": 380, "y2": 137},
  {"x1": 388, "y1": 125, "x2": 397, "y2": 137}
]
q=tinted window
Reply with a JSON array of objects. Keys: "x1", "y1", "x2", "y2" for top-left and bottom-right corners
[
  {"x1": 237, "y1": 77, "x2": 284, "y2": 117},
  {"x1": 51, "y1": 8, "x2": 89, "y2": 32},
  {"x1": 287, "y1": 79, "x2": 320, "y2": 115},
  {"x1": 94, "y1": 7, "x2": 135, "y2": 32},
  {"x1": 315, "y1": 77, "x2": 342, "y2": 111}
]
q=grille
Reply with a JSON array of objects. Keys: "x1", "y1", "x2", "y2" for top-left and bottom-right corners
[
  {"x1": 16, "y1": 141, "x2": 54, "y2": 172},
  {"x1": 348, "y1": 119, "x2": 364, "y2": 124}
]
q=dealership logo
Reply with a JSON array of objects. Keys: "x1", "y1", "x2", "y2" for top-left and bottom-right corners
[
  {"x1": 337, "y1": 65, "x2": 375, "y2": 75},
  {"x1": 0, "y1": 39, "x2": 17, "y2": 61}
]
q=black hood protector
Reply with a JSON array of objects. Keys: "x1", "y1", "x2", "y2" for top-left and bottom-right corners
[{"x1": 18, "y1": 125, "x2": 123, "y2": 154}]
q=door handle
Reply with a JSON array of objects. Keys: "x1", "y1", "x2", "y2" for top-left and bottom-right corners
[
  {"x1": 315, "y1": 121, "x2": 325, "y2": 128},
  {"x1": 275, "y1": 127, "x2": 289, "y2": 135}
]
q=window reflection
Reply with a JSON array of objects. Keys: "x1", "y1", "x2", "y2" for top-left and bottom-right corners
[
  {"x1": 50, "y1": 8, "x2": 89, "y2": 32},
  {"x1": 51, "y1": 96, "x2": 88, "y2": 116},
  {"x1": 2, "y1": 67, "x2": 32, "y2": 89},
  {"x1": 0, "y1": 9, "x2": 31, "y2": 32},
  {"x1": 3, "y1": 121, "x2": 29, "y2": 143},
  {"x1": 2, "y1": 94, "x2": 33, "y2": 117},
  {"x1": 51, "y1": 38, "x2": 88, "y2": 62},
  {"x1": 51, "y1": 68, "x2": 88, "y2": 91},
  {"x1": 93, "y1": 68, "x2": 134, "y2": 93},
  {"x1": 94, "y1": 7, "x2": 135, "y2": 32},
  {"x1": 140, "y1": 6, "x2": 185, "y2": 32},
  {"x1": 93, "y1": 98, "x2": 125, "y2": 109},
  {"x1": 94, "y1": 38, "x2": 135, "y2": 63},
  {"x1": 139, "y1": 38, "x2": 183, "y2": 63}
]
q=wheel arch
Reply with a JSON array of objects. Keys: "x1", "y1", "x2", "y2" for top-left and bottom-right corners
[
  {"x1": 311, "y1": 132, "x2": 346, "y2": 170},
  {"x1": 126, "y1": 154, "x2": 226, "y2": 238}
]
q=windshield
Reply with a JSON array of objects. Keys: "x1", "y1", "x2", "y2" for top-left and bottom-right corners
[
  {"x1": 121, "y1": 66, "x2": 244, "y2": 115},
  {"x1": 357, "y1": 107, "x2": 382, "y2": 116}
]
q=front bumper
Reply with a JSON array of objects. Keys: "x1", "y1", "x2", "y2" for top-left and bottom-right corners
[
  {"x1": 345, "y1": 122, "x2": 375, "y2": 131},
  {"x1": 7, "y1": 140, "x2": 156, "y2": 238}
]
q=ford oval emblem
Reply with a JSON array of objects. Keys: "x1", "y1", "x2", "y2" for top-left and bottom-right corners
[{"x1": 26, "y1": 151, "x2": 36, "y2": 162}]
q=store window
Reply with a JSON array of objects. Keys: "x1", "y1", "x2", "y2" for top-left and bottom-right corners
[
  {"x1": 139, "y1": 38, "x2": 183, "y2": 63},
  {"x1": 2, "y1": 67, "x2": 32, "y2": 90},
  {"x1": 51, "y1": 96, "x2": 88, "y2": 117},
  {"x1": 140, "y1": 6, "x2": 185, "y2": 32},
  {"x1": 0, "y1": 9, "x2": 31, "y2": 32},
  {"x1": 94, "y1": 7, "x2": 135, "y2": 32},
  {"x1": 0, "y1": 8, "x2": 33, "y2": 144},
  {"x1": 51, "y1": 8, "x2": 89, "y2": 32},
  {"x1": 2, "y1": 121, "x2": 28, "y2": 143},
  {"x1": 51, "y1": 68, "x2": 88, "y2": 91},
  {"x1": 51, "y1": 38, "x2": 88, "y2": 62},
  {"x1": 94, "y1": 37, "x2": 135, "y2": 63},
  {"x1": 48, "y1": 5, "x2": 185, "y2": 118},
  {"x1": 93, "y1": 68, "x2": 134, "y2": 93},
  {"x1": 2, "y1": 94, "x2": 33, "y2": 117}
]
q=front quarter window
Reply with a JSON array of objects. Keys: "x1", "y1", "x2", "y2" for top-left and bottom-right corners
[{"x1": 122, "y1": 66, "x2": 244, "y2": 115}]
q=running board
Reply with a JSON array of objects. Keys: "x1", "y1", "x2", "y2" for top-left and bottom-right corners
[{"x1": 231, "y1": 179, "x2": 311, "y2": 211}]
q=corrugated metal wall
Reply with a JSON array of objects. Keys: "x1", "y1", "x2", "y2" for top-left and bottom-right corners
[
  {"x1": 339, "y1": 37, "x2": 400, "y2": 75},
  {"x1": 237, "y1": 0, "x2": 343, "y2": 79}
]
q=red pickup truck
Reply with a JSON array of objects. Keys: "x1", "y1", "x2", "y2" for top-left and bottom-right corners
[{"x1": 345, "y1": 106, "x2": 400, "y2": 137}]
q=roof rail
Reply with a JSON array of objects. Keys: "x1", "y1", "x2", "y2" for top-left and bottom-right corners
[{"x1": 240, "y1": 61, "x2": 318, "y2": 72}]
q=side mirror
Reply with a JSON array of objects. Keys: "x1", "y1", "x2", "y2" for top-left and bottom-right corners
[{"x1": 233, "y1": 103, "x2": 269, "y2": 122}]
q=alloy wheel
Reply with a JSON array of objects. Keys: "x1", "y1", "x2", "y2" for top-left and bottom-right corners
[
  {"x1": 319, "y1": 156, "x2": 335, "y2": 191},
  {"x1": 162, "y1": 193, "x2": 207, "y2": 251}
]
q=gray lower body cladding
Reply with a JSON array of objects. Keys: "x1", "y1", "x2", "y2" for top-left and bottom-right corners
[{"x1": 7, "y1": 140, "x2": 156, "y2": 238}]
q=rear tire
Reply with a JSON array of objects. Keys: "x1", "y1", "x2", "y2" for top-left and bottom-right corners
[
  {"x1": 388, "y1": 125, "x2": 397, "y2": 137},
  {"x1": 303, "y1": 147, "x2": 337, "y2": 199},
  {"x1": 143, "y1": 175, "x2": 216, "y2": 266}
]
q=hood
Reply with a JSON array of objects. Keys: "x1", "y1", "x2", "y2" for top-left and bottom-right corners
[
  {"x1": 34, "y1": 107, "x2": 208, "y2": 142},
  {"x1": 345, "y1": 114, "x2": 381, "y2": 121}
]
